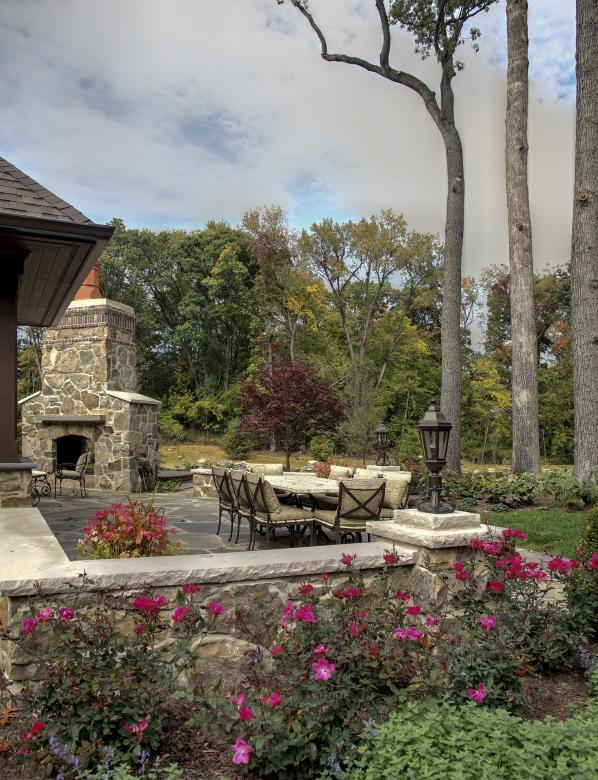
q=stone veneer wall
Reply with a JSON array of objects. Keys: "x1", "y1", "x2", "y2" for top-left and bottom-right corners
[
  {"x1": 20, "y1": 299, "x2": 159, "y2": 492},
  {"x1": 0, "y1": 466, "x2": 32, "y2": 508}
]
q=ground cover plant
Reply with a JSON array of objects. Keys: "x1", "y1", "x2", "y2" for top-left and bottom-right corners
[{"x1": 2, "y1": 525, "x2": 598, "y2": 778}]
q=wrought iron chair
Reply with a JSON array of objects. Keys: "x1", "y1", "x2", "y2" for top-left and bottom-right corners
[
  {"x1": 54, "y1": 450, "x2": 89, "y2": 498},
  {"x1": 212, "y1": 466, "x2": 237, "y2": 539},
  {"x1": 244, "y1": 473, "x2": 315, "y2": 551},
  {"x1": 229, "y1": 469, "x2": 254, "y2": 544},
  {"x1": 313, "y1": 479, "x2": 386, "y2": 544}
]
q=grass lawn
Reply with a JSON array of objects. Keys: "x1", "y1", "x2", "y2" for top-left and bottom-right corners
[{"x1": 485, "y1": 510, "x2": 590, "y2": 558}]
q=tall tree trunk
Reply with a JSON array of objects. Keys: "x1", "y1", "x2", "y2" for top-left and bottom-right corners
[
  {"x1": 438, "y1": 73, "x2": 464, "y2": 474},
  {"x1": 506, "y1": 0, "x2": 540, "y2": 473},
  {"x1": 572, "y1": 0, "x2": 598, "y2": 484}
]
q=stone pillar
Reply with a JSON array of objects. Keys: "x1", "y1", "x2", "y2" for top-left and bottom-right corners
[{"x1": 367, "y1": 508, "x2": 486, "y2": 600}]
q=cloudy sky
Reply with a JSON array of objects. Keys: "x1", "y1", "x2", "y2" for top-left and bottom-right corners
[{"x1": 0, "y1": 0, "x2": 575, "y2": 278}]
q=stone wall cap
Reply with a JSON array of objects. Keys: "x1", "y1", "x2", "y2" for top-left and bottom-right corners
[
  {"x1": 66, "y1": 298, "x2": 135, "y2": 316},
  {"x1": 0, "y1": 459, "x2": 35, "y2": 472},
  {"x1": 0, "y1": 541, "x2": 414, "y2": 597},
  {"x1": 0, "y1": 507, "x2": 69, "y2": 579},
  {"x1": 18, "y1": 391, "x2": 41, "y2": 406},
  {"x1": 192, "y1": 468, "x2": 213, "y2": 475},
  {"x1": 106, "y1": 390, "x2": 161, "y2": 406}
]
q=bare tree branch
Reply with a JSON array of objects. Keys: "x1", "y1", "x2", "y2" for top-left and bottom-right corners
[{"x1": 375, "y1": 0, "x2": 391, "y2": 71}]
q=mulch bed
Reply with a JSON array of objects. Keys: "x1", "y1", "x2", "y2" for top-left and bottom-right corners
[{"x1": 0, "y1": 671, "x2": 591, "y2": 779}]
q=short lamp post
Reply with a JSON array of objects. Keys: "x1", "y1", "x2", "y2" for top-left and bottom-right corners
[
  {"x1": 416, "y1": 402, "x2": 454, "y2": 514},
  {"x1": 375, "y1": 422, "x2": 391, "y2": 467}
]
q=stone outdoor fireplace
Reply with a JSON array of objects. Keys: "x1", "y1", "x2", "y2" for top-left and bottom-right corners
[{"x1": 20, "y1": 296, "x2": 160, "y2": 492}]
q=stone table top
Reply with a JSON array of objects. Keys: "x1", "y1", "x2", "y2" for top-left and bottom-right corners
[{"x1": 266, "y1": 475, "x2": 340, "y2": 493}]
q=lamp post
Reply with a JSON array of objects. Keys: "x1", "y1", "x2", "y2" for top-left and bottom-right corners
[
  {"x1": 375, "y1": 422, "x2": 390, "y2": 467},
  {"x1": 416, "y1": 402, "x2": 454, "y2": 514}
]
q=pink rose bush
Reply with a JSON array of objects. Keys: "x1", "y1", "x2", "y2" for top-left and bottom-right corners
[{"x1": 76, "y1": 497, "x2": 185, "y2": 559}]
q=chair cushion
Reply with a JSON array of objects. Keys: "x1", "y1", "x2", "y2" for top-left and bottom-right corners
[
  {"x1": 383, "y1": 479, "x2": 410, "y2": 510},
  {"x1": 313, "y1": 508, "x2": 366, "y2": 531},
  {"x1": 255, "y1": 506, "x2": 314, "y2": 524},
  {"x1": 59, "y1": 470, "x2": 80, "y2": 479},
  {"x1": 329, "y1": 465, "x2": 354, "y2": 479},
  {"x1": 309, "y1": 492, "x2": 339, "y2": 510},
  {"x1": 247, "y1": 463, "x2": 284, "y2": 476}
]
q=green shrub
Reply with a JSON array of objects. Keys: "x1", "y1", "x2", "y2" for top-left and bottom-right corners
[
  {"x1": 157, "y1": 409, "x2": 186, "y2": 443},
  {"x1": 309, "y1": 434, "x2": 335, "y2": 462},
  {"x1": 221, "y1": 418, "x2": 254, "y2": 459},
  {"x1": 393, "y1": 428, "x2": 422, "y2": 466},
  {"x1": 347, "y1": 701, "x2": 598, "y2": 779}
]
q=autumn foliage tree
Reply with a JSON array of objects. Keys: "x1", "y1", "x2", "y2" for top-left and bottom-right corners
[{"x1": 239, "y1": 361, "x2": 344, "y2": 470}]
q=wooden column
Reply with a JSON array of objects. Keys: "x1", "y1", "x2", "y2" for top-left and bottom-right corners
[{"x1": 0, "y1": 258, "x2": 23, "y2": 462}]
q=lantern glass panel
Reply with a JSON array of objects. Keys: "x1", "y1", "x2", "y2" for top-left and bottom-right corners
[{"x1": 438, "y1": 429, "x2": 449, "y2": 461}]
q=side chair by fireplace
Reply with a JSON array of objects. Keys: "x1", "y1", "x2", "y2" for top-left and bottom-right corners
[{"x1": 54, "y1": 450, "x2": 89, "y2": 498}]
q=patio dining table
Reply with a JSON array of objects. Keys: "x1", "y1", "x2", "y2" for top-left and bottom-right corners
[{"x1": 265, "y1": 474, "x2": 340, "y2": 495}]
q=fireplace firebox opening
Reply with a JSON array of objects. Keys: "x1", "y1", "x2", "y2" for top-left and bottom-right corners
[{"x1": 54, "y1": 435, "x2": 90, "y2": 471}]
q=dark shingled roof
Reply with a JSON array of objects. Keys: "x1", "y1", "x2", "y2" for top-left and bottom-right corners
[{"x1": 0, "y1": 156, "x2": 92, "y2": 225}]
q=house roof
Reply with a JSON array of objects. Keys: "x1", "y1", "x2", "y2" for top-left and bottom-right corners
[
  {"x1": 0, "y1": 156, "x2": 92, "y2": 225},
  {"x1": 0, "y1": 155, "x2": 114, "y2": 326}
]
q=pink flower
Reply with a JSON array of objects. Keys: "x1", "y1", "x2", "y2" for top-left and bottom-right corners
[
  {"x1": 238, "y1": 706, "x2": 255, "y2": 721},
  {"x1": 468, "y1": 537, "x2": 485, "y2": 549},
  {"x1": 479, "y1": 615, "x2": 497, "y2": 632},
  {"x1": 395, "y1": 626, "x2": 423, "y2": 641},
  {"x1": 467, "y1": 682, "x2": 488, "y2": 704},
  {"x1": 456, "y1": 570, "x2": 472, "y2": 581},
  {"x1": 322, "y1": 572, "x2": 330, "y2": 582},
  {"x1": 297, "y1": 583, "x2": 314, "y2": 596},
  {"x1": 486, "y1": 580, "x2": 505, "y2": 594},
  {"x1": 231, "y1": 738, "x2": 253, "y2": 765},
  {"x1": 349, "y1": 621, "x2": 365, "y2": 637},
  {"x1": 20, "y1": 617, "x2": 38, "y2": 637},
  {"x1": 426, "y1": 614, "x2": 438, "y2": 626},
  {"x1": 548, "y1": 557, "x2": 578, "y2": 574},
  {"x1": 271, "y1": 644, "x2": 284, "y2": 657},
  {"x1": 344, "y1": 586, "x2": 364, "y2": 599},
  {"x1": 588, "y1": 552, "x2": 598, "y2": 571},
  {"x1": 384, "y1": 551, "x2": 401, "y2": 565},
  {"x1": 20, "y1": 721, "x2": 45, "y2": 740},
  {"x1": 312, "y1": 643, "x2": 330, "y2": 655},
  {"x1": 340, "y1": 553, "x2": 355, "y2": 566},
  {"x1": 393, "y1": 591, "x2": 410, "y2": 601},
  {"x1": 206, "y1": 600, "x2": 225, "y2": 616},
  {"x1": 280, "y1": 601, "x2": 296, "y2": 627},
  {"x1": 264, "y1": 692, "x2": 283, "y2": 707},
  {"x1": 182, "y1": 583, "x2": 199, "y2": 594},
  {"x1": 37, "y1": 606, "x2": 53, "y2": 622},
  {"x1": 134, "y1": 624, "x2": 145, "y2": 635},
  {"x1": 132, "y1": 594, "x2": 168, "y2": 616},
  {"x1": 406, "y1": 605, "x2": 421, "y2": 616},
  {"x1": 295, "y1": 604, "x2": 317, "y2": 624},
  {"x1": 502, "y1": 528, "x2": 528, "y2": 541},
  {"x1": 482, "y1": 541, "x2": 503, "y2": 556},
  {"x1": 231, "y1": 692, "x2": 246, "y2": 708},
  {"x1": 312, "y1": 658, "x2": 336, "y2": 681},
  {"x1": 131, "y1": 719, "x2": 149, "y2": 739},
  {"x1": 58, "y1": 607, "x2": 74, "y2": 621},
  {"x1": 171, "y1": 606, "x2": 191, "y2": 623}
]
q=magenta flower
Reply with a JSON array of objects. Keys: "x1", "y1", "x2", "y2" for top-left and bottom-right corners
[
  {"x1": 132, "y1": 594, "x2": 167, "y2": 616},
  {"x1": 486, "y1": 580, "x2": 505, "y2": 594},
  {"x1": 265, "y1": 692, "x2": 283, "y2": 708},
  {"x1": 20, "y1": 720, "x2": 45, "y2": 740},
  {"x1": 270, "y1": 644, "x2": 284, "y2": 657},
  {"x1": 479, "y1": 615, "x2": 497, "y2": 632},
  {"x1": 134, "y1": 624, "x2": 145, "y2": 635},
  {"x1": 231, "y1": 738, "x2": 253, "y2": 765},
  {"x1": 502, "y1": 528, "x2": 528, "y2": 541},
  {"x1": 206, "y1": 600, "x2": 225, "y2": 616},
  {"x1": 340, "y1": 553, "x2": 355, "y2": 566},
  {"x1": 588, "y1": 552, "x2": 598, "y2": 571},
  {"x1": 344, "y1": 586, "x2": 364, "y2": 599},
  {"x1": 393, "y1": 591, "x2": 410, "y2": 601},
  {"x1": 468, "y1": 537, "x2": 485, "y2": 549},
  {"x1": 548, "y1": 557, "x2": 578, "y2": 574},
  {"x1": 280, "y1": 601, "x2": 296, "y2": 627},
  {"x1": 312, "y1": 643, "x2": 330, "y2": 655},
  {"x1": 58, "y1": 607, "x2": 74, "y2": 621},
  {"x1": 20, "y1": 617, "x2": 38, "y2": 637},
  {"x1": 349, "y1": 621, "x2": 365, "y2": 637},
  {"x1": 312, "y1": 658, "x2": 336, "y2": 681},
  {"x1": 37, "y1": 606, "x2": 53, "y2": 622},
  {"x1": 406, "y1": 605, "x2": 421, "y2": 616},
  {"x1": 297, "y1": 583, "x2": 314, "y2": 596},
  {"x1": 407, "y1": 627, "x2": 424, "y2": 641},
  {"x1": 426, "y1": 614, "x2": 438, "y2": 626},
  {"x1": 171, "y1": 606, "x2": 191, "y2": 623},
  {"x1": 384, "y1": 551, "x2": 401, "y2": 565},
  {"x1": 238, "y1": 706, "x2": 255, "y2": 721},
  {"x1": 467, "y1": 682, "x2": 488, "y2": 704},
  {"x1": 295, "y1": 604, "x2": 318, "y2": 624},
  {"x1": 182, "y1": 583, "x2": 199, "y2": 594},
  {"x1": 482, "y1": 541, "x2": 503, "y2": 555},
  {"x1": 231, "y1": 692, "x2": 246, "y2": 708}
]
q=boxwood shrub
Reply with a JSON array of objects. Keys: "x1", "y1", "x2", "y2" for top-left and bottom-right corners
[{"x1": 348, "y1": 700, "x2": 598, "y2": 780}]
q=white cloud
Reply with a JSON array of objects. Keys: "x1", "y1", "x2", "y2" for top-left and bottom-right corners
[{"x1": 0, "y1": 0, "x2": 575, "y2": 277}]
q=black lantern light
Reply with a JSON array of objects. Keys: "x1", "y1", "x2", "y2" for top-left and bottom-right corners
[
  {"x1": 416, "y1": 401, "x2": 454, "y2": 513},
  {"x1": 375, "y1": 422, "x2": 390, "y2": 467}
]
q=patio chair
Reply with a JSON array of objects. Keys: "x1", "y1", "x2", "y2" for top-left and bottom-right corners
[
  {"x1": 212, "y1": 466, "x2": 237, "y2": 539},
  {"x1": 54, "y1": 450, "x2": 89, "y2": 498},
  {"x1": 313, "y1": 479, "x2": 386, "y2": 544},
  {"x1": 245, "y1": 473, "x2": 316, "y2": 551},
  {"x1": 229, "y1": 469, "x2": 253, "y2": 544},
  {"x1": 378, "y1": 474, "x2": 411, "y2": 518}
]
